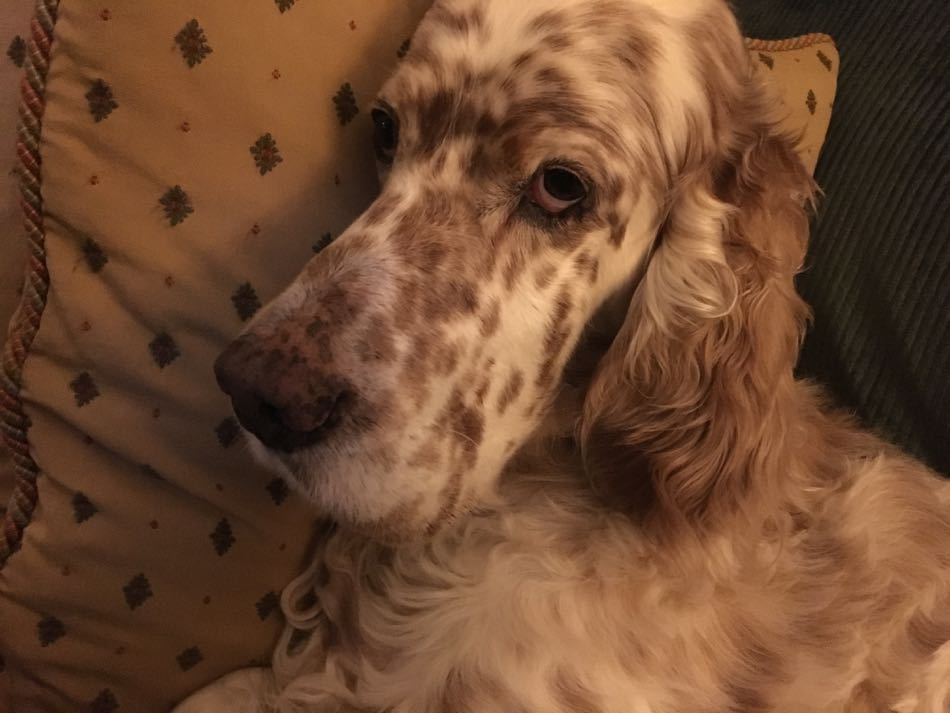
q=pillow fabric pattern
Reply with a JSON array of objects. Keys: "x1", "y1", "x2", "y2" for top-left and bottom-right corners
[
  {"x1": 0, "y1": 1, "x2": 432, "y2": 710},
  {"x1": 746, "y1": 34, "x2": 838, "y2": 176},
  {"x1": 0, "y1": 1, "x2": 838, "y2": 709}
]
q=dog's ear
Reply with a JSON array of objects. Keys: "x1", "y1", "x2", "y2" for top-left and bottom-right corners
[{"x1": 580, "y1": 71, "x2": 816, "y2": 535}]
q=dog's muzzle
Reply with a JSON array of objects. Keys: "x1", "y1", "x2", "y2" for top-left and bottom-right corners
[{"x1": 214, "y1": 335, "x2": 354, "y2": 453}]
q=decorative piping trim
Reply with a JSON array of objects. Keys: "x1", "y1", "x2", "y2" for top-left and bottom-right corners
[
  {"x1": 0, "y1": 0, "x2": 60, "y2": 567},
  {"x1": 746, "y1": 33, "x2": 836, "y2": 52}
]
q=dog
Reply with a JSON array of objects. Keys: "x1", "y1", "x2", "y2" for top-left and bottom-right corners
[{"x1": 176, "y1": 0, "x2": 950, "y2": 710}]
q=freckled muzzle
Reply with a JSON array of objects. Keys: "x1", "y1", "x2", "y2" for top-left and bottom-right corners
[
  {"x1": 213, "y1": 240, "x2": 389, "y2": 453},
  {"x1": 214, "y1": 331, "x2": 357, "y2": 453}
]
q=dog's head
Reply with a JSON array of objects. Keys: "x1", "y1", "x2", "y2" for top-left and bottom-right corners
[{"x1": 215, "y1": 0, "x2": 813, "y2": 538}]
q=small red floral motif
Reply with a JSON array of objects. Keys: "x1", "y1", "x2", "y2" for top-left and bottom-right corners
[
  {"x1": 272, "y1": 68, "x2": 281, "y2": 79},
  {"x1": 151, "y1": 407, "x2": 160, "y2": 418},
  {"x1": 89, "y1": 175, "x2": 99, "y2": 185},
  {"x1": 80, "y1": 320, "x2": 92, "y2": 332},
  {"x1": 179, "y1": 120, "x2": 191, "y2": 132},
  {"x1": 349, "y1": 20, "x2": 357, "y2": 30},
  {"x1": 100, "y1": 9, "x2": 111, "y2": 20},
  {"x1": 164, "y1": 275, "x2": 175, "y2": 287}
]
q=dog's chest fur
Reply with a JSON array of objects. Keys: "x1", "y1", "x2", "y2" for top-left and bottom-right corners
[{"x1": 275, "y1": 455, "x2": 948, "y2": 713}]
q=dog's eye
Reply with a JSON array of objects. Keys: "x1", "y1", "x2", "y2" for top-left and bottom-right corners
[
  {"x1": 371, "y1": 107, "x2": 399, "y2": 164},
  {"x1": 530, "y1": 166, "x2": 587, "y2": 214}
]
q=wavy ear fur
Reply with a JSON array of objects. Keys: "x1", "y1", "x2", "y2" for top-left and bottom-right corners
[{"x1": 580, "y1": 65, "x2": 816, "y2": 534}]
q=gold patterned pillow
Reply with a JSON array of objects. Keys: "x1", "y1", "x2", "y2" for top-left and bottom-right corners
[
  {"x1": 747, "y1": 34, "x2": 839, "y2": 175},
  {"x1": 0, "y1": 2, "x2": 837, "y2": 710}
]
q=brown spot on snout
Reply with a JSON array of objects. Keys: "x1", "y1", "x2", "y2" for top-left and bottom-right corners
[
  {"x1": 536, "y1": 288, "x2": 574, "y2": 387},
  {"x1": 534, "y1": 263, "x2": 557, "y2": 289},
  {"x1": 425, "y1": 3, "x2": 486, "y2": 38},
  {"x1": 608, "y1": 211, "x2": 628, "y2": 247},
  {"x1": 528, "y1": 9, "x2": 569, "y2": 34},
  {"x1": 496, "y1": 370, "x2": 524, "y2": 415},
  {"x1": 479, "y1": 299, "x2": 501, "y2": 338},
  {"x1": 357, "y1": 317, "x2": 397, "y2": 363},
  {"x1": 427, "y1": 469, "x2": 464, "y2": 536},
  {"x1": 407, "y1": 442, "x2": 442, "y2": 470},
  {"x1": 541, "y1": 32, "x2": 572, "y2": 52},
  {"x1": 433, "y1": 340, "x2": 460, "y2": 376},
  {"x1": 573, "y1": 251, "x2": 599, "y2": 284},
  {"x1": 402, "y1": 333, "x2": 434, "y2": 407},
  {"x1": 302, "y1": 281, "x2": 365, "y2": 331},
  {"x1": 441, "y1": 388, "x2": 484, "y2": 469},
  {"x1": 474, "y1": 373, "x2": 492, "y2": 406},
  {"x1": 421, "y1": 280, "x2": 479, "y2": 322},
  {"x1": 534, "y1": 64, "x2": 573, "y2": 93}
]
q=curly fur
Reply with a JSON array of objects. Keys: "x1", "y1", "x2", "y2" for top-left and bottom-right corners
[{"x1": 177, "y1": 0, "x2": 950, "y2": 711}]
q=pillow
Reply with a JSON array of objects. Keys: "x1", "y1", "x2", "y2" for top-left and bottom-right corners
[
  {"x1": 0, "y1": 0, "x2": 838, "y2": 709},
  {"x1": 746, "y1": 34, "x2": 838, "y2": 176},
  {"x1": 0, "y1": 2, "x2": 431, "y2": 710}
]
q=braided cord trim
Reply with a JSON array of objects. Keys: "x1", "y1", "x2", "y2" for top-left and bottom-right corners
[
  {"x1": 1, "y1": 0, "x2": 60, "y2": 567},
  {"x1": 746, "y1": 33, "x2": 836, "y2": 52}
]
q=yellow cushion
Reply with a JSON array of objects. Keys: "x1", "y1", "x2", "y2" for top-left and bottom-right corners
[
  {"x1": 0, "y1": 1, "x2": 839, "y2": 709},
  {"x1": 747, "y1": 34, "x2": 839, "y2": 175}
]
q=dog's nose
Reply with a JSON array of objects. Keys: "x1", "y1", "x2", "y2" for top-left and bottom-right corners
[{"x1": 214, "y1": 339, "x2": 352, "y2": 453}]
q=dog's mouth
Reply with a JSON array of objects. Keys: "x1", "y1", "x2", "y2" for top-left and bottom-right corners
[{"x1": 229, "y1": 387, "x2": 356, "y2": 454}]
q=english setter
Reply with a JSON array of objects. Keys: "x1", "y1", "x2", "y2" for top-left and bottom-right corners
[{"x1": 177, "y1": 0, "x2": 950, "y2": 710}]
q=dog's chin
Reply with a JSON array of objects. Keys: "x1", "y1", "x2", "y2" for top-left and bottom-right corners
[
  {"x1": 243, "y1": 433, "x2": 298, "y2": 482},
  {"x1": 239, "y1": 429, "x2": 444, "y2": 541}
]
